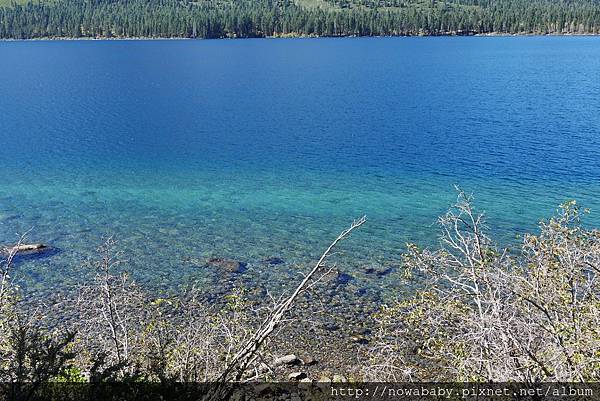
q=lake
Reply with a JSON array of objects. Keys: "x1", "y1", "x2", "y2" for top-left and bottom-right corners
[{"x1": 1, "y1": 37, "x2": 600, "y2": 298}]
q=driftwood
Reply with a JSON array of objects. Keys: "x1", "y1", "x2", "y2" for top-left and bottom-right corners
[
  {"x1": 204, "y1": 216, "x2": 366, "y2": 401},
  {"x1": 0, "y1": 243, "x2": 49, "y2": 255}
]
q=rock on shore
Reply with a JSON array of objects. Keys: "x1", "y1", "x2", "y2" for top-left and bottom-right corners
[{"x1": 273, "y1": 354, "x2": 301, "y2": 367}]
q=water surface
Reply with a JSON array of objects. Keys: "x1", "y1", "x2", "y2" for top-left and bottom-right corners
[{"x1": 1, "y1": 37, "x2": 599, "y2": 297}]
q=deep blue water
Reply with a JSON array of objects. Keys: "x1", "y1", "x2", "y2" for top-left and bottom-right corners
[{"x1": 1, "y1": 37, "x2": 600, "y2": 296}]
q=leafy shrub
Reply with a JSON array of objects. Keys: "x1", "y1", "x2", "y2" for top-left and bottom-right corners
[{"x1": 363, "y1": 192, "x2": 600, "y2": 382}]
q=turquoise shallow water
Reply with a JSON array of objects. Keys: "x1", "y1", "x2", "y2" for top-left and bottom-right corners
[{"x1": 1, "y1": 37, "x2": 600, "y2": 297}]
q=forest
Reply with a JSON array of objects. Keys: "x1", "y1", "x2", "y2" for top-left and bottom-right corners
[{"x1": 0, "y1": 0, "x2": 599, "y2": 39}]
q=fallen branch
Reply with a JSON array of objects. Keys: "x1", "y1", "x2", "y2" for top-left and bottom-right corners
[
  {"x1": 205, "y1": 216, "x2": 366, "y2": 401},
  {"x1": 0, "y1": 244, "x2": 48, "y2": 255}
]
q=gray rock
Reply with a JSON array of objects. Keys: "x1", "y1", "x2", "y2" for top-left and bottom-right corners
[
  {"x1": 288, "y1": 371, "x2": 307, "y2": 381},
  {"x1": 273, "y1": 354, "x2": 301, "y2": 367},
  {"x1": 351, "y1": 335, "x2": 369, "y2": 344},
  {"x1": 332, "y1": 374, "x2": 347, "y2": 383},
  {"x1": 301, "y1": 356, "x2": 317, "y2": 366}
]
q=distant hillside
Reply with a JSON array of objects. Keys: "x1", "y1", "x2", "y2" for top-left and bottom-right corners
[{"x1": 1, "y1": 0, "x2": 599, "y2": 39}]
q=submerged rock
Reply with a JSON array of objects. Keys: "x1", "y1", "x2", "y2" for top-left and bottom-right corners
[
  {"x1": 336, "y1": 272, "x2": 354, "y2": 285},
  {"x1": 205, "y1": 258, "x2": 247, "y2": 273},
  {"x1": 264, "y1": 257, "x2": 285, "y2": 265},
  {"x1": 363, "y1": 265, "x2": 396, "y2": 277}
]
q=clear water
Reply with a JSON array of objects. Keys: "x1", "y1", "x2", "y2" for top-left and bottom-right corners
[{"x1": 1, "y1": 37, "x2": 600, "y2": 297}]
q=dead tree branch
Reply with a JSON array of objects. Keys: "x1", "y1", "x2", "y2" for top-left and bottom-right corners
[{"x1": 206, "y1": 216, "x2": 366, "y2": 401}]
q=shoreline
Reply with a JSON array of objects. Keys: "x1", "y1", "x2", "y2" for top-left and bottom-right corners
[{"x1": 2, "y1": 32, "x2": 600, "y2": 42}]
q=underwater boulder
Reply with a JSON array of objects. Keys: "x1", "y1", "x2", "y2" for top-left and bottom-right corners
[
  {"x1": 206, "y1": 257, "x2": 247, "y2": 274},
  {"x1": 363, "y1": 265, "x2": 395, "y2": 277}
]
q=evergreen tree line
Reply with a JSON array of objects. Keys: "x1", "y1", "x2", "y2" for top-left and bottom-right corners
[{"x1": 0, "y1": 0, "x2": 599, "y2": 39}]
